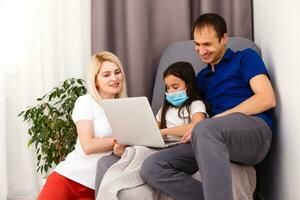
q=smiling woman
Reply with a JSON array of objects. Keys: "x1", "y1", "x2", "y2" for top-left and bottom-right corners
[
  {"x1": 37, "y1": 51, "x2": 128, "y2": 200},
  {"x1": 0, "y1": 0, "x2": 91, "y2": 199}
]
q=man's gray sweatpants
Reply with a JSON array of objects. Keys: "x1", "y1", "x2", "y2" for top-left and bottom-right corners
[{"x1": 140, "y1": 113, "x2": 272, "y2": 200}]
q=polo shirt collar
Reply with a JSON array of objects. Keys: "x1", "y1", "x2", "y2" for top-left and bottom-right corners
[{"x1": 205, "y1": 48, "x2": 234, "y2": 71}]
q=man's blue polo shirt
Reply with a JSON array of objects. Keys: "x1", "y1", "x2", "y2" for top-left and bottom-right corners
[{"x1": 196, "y1": 48, "x2": 272, "y2": 128}]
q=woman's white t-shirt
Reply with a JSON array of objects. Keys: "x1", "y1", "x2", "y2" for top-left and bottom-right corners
[
  {"x1": 156, "y1": 100, "x2": 207, "y2": 128},
  {"x1": 55, "y1": 94, "x2": 113, "y2": 189}
]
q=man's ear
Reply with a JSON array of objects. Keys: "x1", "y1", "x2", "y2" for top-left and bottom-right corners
[{"x1": 221, "y1": 33, "x2": 228, "y2": 45}]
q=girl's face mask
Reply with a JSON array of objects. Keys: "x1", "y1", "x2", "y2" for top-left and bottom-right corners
[{"x1": 165, "y1": 90, "x2": 189, "y2": 106}]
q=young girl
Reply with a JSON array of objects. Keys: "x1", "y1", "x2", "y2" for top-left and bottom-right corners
[
  {"x1": 157, "y1": 61, "x2": 208, "y2": 139},
  {"x1": 94, "y1": 61, "x2": 208, "y2": 196}
]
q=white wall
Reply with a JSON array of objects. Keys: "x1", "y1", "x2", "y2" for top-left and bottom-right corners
[{"x1": 253, "y1": 1, "x2": 300, "y2": 199}]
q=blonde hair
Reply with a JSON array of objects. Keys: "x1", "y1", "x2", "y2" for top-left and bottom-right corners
[{"x1": 87, "y1": 51, "x2": 127, "y2": 102}]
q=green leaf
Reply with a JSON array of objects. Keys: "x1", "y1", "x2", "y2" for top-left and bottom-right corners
[
  {"x1": 28, "y1": 139, "x2": 33, "y2": 147},
  {"x1": 44, "y1": 165, "x2": 48, "y2": 173},
  {"x1": 37, "y1": 154, "x2": 41, "y2": 161},
  {"x1": 18, "y1": 111, "x2": 25, "y2": 117}
]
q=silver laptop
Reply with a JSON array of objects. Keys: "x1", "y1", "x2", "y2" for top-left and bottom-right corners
[{"x1": 100, "y1": 97, "x2": 181, "y2": 148}]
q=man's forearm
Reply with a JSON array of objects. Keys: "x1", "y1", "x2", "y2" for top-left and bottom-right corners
[{"x1": 214, "y1": 93, "x2": 276, "y2": 117}]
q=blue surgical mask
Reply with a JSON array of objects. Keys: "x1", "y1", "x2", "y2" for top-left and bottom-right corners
[{"x1": 165, "y1": 90, "x2": 189, "y2": 107}]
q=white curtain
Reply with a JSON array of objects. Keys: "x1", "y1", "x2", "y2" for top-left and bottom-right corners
[{"x1": 0, "y1": 0, "x2": 91, "y2": 199}]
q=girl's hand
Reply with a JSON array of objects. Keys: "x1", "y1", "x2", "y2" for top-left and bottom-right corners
[
  {"x1": 181, "y1": 130, "x2": 192, "y2": 143},
  {"x1": 113, "y1": 142, "x2": 127, "y2": 157},
  {"x1": 160, "y1": 129, "x2": 167, "y2": 138}
]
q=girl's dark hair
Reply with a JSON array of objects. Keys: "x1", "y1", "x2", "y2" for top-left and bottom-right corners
[{"x1": 160, "y1": 61, "x2": 206, "y2": 129}]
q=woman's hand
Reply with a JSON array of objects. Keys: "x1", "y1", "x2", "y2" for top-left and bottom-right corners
[{"x1": 113, "y1": 142, "x2": 127, "y2": 158}]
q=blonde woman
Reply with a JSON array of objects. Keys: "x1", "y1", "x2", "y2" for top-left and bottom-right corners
[{"x1": 38, "y1": 51, "x2": 128, "y2": 200}]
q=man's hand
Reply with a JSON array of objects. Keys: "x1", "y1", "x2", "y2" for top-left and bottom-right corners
[
  {"x1": 113, "y1": 142, "x2": 127, "y2": 158},
  {"x1": 181, "y1": 130, "x2": 192, "y2": 143}
]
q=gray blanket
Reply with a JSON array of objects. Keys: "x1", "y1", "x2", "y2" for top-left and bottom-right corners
[{"x1": 96, "y1": 146, "x2": 256, "y2": 200}]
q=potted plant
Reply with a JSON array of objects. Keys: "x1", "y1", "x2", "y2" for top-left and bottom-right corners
[{"x1": 18, "y1": 78, "x2": 87, "y2": 175}]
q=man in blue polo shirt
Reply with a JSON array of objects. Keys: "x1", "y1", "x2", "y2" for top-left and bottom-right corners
[{"x1": 141, "y1": 13, "x2": 276, "y2": 200}]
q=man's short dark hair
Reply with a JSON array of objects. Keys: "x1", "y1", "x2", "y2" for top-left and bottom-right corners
[{"x1": 192, "y1": 13, "x2": 227, "y2": 41}]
